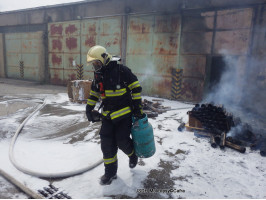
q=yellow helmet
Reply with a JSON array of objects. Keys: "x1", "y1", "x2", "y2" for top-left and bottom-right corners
[{"x1": 87, "y1": 45, "x2": 112, "y2": 66}]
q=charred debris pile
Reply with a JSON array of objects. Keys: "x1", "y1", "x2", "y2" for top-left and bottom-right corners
[
  {"x1": 185, "y1": 103, "x2": 266, "y2": 157},
  {"x1": 142, "y1": 99, "x2": 171, "y2": 118}
]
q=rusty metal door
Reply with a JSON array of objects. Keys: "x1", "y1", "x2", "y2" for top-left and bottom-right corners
[
  {"x1": 81, "y1": 16, "x2": 122, "y2": 80},
  {"x1": 48, "y1": 16, "x2": 122, "y2": 85},
  {"x1": 126, "y1": 14, "x2": 181, "y2": 98},
  {"x1": 5, "y1": 32, "x2": 44, "y2": 81},
  {"x1": 48, "y1": 21, "x2": 81, "y2": 85}
]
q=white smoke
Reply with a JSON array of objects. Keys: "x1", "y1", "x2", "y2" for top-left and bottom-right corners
[
  {"x1": 137, "y1": 60, "x2": 164, "y2": 96},
  {"x1": 138, "y1": 61, "x2": 158, "y2": 83},
  {"x1": 203, "y1": 49, "x2": 266, "y2": 133},
  {"x1": 205, "y1": 49, "x2": 243, "y2": 109}
]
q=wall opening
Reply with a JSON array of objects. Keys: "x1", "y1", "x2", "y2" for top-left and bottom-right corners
[{"x1": 209, "y1": 56, "x2": 227, "y2": 91}]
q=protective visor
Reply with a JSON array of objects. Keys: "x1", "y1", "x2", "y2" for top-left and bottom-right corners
[{"x1": 88, "y1": 60, "x2": 103, "y2": 72}]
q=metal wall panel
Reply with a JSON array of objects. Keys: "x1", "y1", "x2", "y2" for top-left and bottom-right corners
[
  {"x1": 214, "y1": 30, "x2": 251, "y2": 55},
  {"x1": 181, "y1": 8, "x2": 214, "y2": 91},
  {"x1": 216, "y1": 8, "x2": 253, "y2": 30},
  {"x1": 181, "y1": 32, "x2": 213, "y2": 54},
  {"x1": 5, "y1": 33, "x2": 21, "y2": 79},
  {"x1": 49, "y1": 16, "x2": 122, "y2": 84},
  {"x1": 5, "y1": 32, "x2": 43, "y2": 81},
  {"x1": 212, "y1": 8, "x2": 253, "y2": 99},
  {"x1": 81, "y1": 16, "x2": 122, "y2": 80},
  {"x1": 48, "y1": 21, "x2": 81, "y2": 84},
  {"x1": 180, "y1": 11, "x2": 215, "y2": 101},
  {"x1": 126, "y1": 14, "x2": 180, "y2": 98},
  {"x1": 180, "y1": 55, "x2": 206, "y2": 79},
  {"x1": 183, "y1": 11, "x2": 215, "y2": 31},
  {"x1": 45, "y1": 7, "x2": 254, "y2": 101},
  {"x1": 214, "y1": 8, "x2": 252, "y2": 55}
]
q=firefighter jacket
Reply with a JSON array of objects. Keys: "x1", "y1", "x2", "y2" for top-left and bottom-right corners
[{"x1": 86, "y1": 61, "x2": 143, "y2": 123}]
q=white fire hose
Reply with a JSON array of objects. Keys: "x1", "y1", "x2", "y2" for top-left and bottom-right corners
[{"x1": 9, "y1": 98, "x2": 103, "y2": 178}]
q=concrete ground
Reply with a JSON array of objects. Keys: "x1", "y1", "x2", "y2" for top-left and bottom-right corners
[
  {"x1": 0, "y1": 78, "x2": 176, "y2": 199},
  {"x1": 0, "y1": 78, "x2": 66, "y2": 198}
]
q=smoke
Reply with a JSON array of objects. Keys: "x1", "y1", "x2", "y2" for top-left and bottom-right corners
[
  {"x1": 205, "y1": 50, "x2": 241, "y2": 107},
  {"x1": 203, "y1": 49, "x2": 266, "y2": 134},
  {"x1": 138, "y1": 61, "x2": 156, "y2": 83},
  {"x1": 137, "y1": 60, "x2": 164, "y2": 96}
]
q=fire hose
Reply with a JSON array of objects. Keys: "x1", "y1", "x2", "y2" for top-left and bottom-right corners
[{"x1": 8, "y1": 98, "x2": 103, "y2": 178}]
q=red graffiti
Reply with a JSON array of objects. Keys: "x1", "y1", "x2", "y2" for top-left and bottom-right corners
[
  {"x1": 50, "y1": 24, "x2": 63, "y2": 35},
  {"x1": 65, "y1": 24, "x2": 78, "y2": 35},
  {"x1": 52, "y1": 54, "x2": 62, "y2": 65},
  {"x1": 66, "y1": 37, "x2": 77, "y2": 50},
  {"x1": 52, "y1": 39, "x2": 62, "y2": 51},
  {"x1": 85, "y1": 36, "x2": 96, "y2": 47}
]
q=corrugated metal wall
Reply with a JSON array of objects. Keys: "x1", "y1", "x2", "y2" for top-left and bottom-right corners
[
  {"x1": 180, "y1": 8, "x2": 253, "y2": 101},
  {"x1": 48, "y1": 21, "x2": 81, "y2": 84},
  {"x1": 5, "y1": 31, "x2": 44, "y2": 81},
  {"x1": 181, "y1": 10, "x2": 214, "y2": 101},
  {"x1": 126, "y1": 14, "x2": 180, "y2": 97},
  {"x1": 212, "y1": 8, "x2": 253, "y2": 102},
  {"x1": 1, "y1": 6, "x2": 257, "y2": 101},
  {"x1": 48, "y1": 17, "x2": 122, "y2": 84}
]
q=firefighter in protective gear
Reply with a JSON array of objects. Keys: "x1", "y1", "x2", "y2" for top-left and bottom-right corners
[{"x1": 86, "y1": 45, "x2": 144, "y2": 185}]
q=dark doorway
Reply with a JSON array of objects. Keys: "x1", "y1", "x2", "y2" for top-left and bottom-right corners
[{"x1": 209, "y1": 56, "x2": 226, "y2": 91}]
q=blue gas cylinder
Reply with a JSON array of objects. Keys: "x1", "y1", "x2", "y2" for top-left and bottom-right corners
[{"x1": 131, "y1": 114, "x2": 156, "y2": 158}]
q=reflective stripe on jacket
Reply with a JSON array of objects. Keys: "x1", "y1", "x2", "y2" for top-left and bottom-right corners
[
  {"x1": 86, "y1": 61, "x2": 142, "y2": 122},
  {"x1": 102, "y1": 106, "x2": 131, "y2": 121}
]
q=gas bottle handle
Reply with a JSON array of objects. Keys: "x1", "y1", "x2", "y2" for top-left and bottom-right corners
[{"x1": 132, "y1": 113, "x2": 148, "y2": 125}]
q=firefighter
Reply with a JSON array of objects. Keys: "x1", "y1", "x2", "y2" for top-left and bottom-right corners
[{"x1": 86, "y1": 45, "x2": 145, "y2": 185}]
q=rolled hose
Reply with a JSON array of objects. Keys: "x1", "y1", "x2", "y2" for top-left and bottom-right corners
[{"x1": 9, "y1": 98, "x2": 103, "y2": 178}]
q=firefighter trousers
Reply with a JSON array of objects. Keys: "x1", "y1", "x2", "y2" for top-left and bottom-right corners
[{"x1": 99, "y1": 116, "x2": 134, "y2": 175}]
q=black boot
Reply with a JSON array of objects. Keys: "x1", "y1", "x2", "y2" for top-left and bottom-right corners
[
  {"x1": 129, "y1": 153, "x2": 138, "y2": 168},
  {"x1": 100, "y1": 161, "x2": 118, "y2": 185}
]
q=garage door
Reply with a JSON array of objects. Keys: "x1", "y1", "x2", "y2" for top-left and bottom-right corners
[
  {"x1": 48, "y1": 16, "x2": 122, "y2": 85},
  {"x1": 126, "y1": 14, "x2": 181, "y2": 98},
  {"x1": 5, "y1": 31, "x2": 44, "y2": 82}
]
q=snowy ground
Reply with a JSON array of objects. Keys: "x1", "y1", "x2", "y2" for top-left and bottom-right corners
[{"x1": 0, "y1": 90, "x2": 266, "y2": 198}]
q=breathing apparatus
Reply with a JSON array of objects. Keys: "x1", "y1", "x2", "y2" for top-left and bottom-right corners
[{"x1": 87, "y1": 45, "x2": 112, "y2": 72}]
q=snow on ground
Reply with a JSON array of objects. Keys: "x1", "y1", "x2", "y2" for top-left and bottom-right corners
[{"x1": 0, "y1": 93, "x2": 265, "y2": 198}]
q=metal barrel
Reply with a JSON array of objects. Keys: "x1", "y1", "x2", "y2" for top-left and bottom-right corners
[
  {"x1": 178, "y1": 123, "x2": 185, "y2": 132},
  {"x1": 220, "y1": 132, "x2": 226, "y2": 149},
  {"x1": 210, "y1": 134, "x2": 217, "y2": 148}
]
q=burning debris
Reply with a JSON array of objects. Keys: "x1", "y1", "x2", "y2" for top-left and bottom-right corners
[{"x1": 185, "y1": 103, "x2": 266, "y2": 157}]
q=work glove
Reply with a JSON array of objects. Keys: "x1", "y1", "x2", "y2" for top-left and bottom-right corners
[
  {"x1": 133, "y1": 109, "x2": 145, "y2": 120},
  {"x1": 132, "y1": 104, "x2": 145, "y2": 120},
  {"x1": 86, "y1": 110, "x2": 102, "y2": 123}
]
